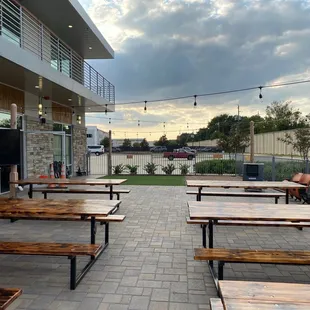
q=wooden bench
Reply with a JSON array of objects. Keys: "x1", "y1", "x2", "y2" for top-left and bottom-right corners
[
  {"x1": 187, "y1": 190, "x2": 285, "y2": 203},
  {"x1": 7, "y1": 215, "x2": 126, "y2": 245},
  {"x1": 187, "y1": 217, "x2": 307, "y2": 247},
  {"x1": 0, "y1": 242, "x2": 101, "y2": 290},
  {"x1": 210, "y1": 298, "x2": 224, "y2": 310},
  {"x1": 0, "y1": 288, "x2": 22, "y2": 310},
  {"x1": 32, "y1": 188, "x2": 131, "y2": 200},
  {"x1": 195, "y1": 248, "x2": 310, "y2": 281}
]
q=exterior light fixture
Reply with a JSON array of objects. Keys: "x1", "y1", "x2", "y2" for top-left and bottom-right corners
[
  {"x1": 68, "y1": 25, "x2": 73, "y2": 28},
  {"x1": 259, "y1": 86, "x2": 263, "y2": 99},
  {"x1": 77, "y1": 115, "x2": 82, "y2": 124},
  {"x1": 89, "y1": 46, "x2": 92, "y2": 50},
  {"x1": 194, "y1": 95, "x2": 197, "y2": 107}
]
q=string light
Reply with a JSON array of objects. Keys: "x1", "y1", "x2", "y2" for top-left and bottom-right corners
[
  {"x1": 72, "y1": 109, "x2": 75, "y2": 116},
  {"x1": 163, "y1": 122, "x2": 166, "y2": 128},
  {"x1": 44, "y1": 107, "x2": 47, "y2": 116},
  {"x1": 259, "y1": 86, "x2": 263, "y2": 100},
  {"x1": 105, "y1": 104, "x2": 108, "y2": 115},
  {"x1": 109, "y1": 118, "x2": 111, "y2": 124},
  {"x1": 187, "y1": 123, "x2": 189, "y2": 129},
  {"x1": 194, "y1": 95, "x2": 197, "y2": 107},
  {"x1": 144, "y1": 101, "x2": 147, "y2": 112},
  {"x1": 138, "y1": 120, "x2": 140, "y2": 126}
]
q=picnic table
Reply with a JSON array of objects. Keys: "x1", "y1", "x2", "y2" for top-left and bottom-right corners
[
  {"x1": 186, "y1": 180, "x2": 306, "y2": 204},
  {"x1": 189, "y1": 201, "x2": 310, "y2": 289},
  {"x1": 0, "y1": 288, "x2": 22, "y2": 310},
  {"x1": 11, "y1": 178, "x2": 127, "y2": 199},
  {"x1": 216, "y1": 280, "x2": 310, "y2": 309},
  {"x1": 0, "y1": 198, "x2": 120, "y2": 245}
]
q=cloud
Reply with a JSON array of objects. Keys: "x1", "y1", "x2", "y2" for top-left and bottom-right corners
[{"x1": 81, "y1": 0, "x2": 310, "y2": 139}]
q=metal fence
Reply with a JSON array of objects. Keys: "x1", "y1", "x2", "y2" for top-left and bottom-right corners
[
  {"x1": 88, "y1": 152, "x2": 309, "y2": 180},
  {"x1": 0, "y1": 0, "x2": 115, "y2": 103}
]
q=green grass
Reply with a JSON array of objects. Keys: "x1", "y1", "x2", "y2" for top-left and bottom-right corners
[{"x1": 100, "y1": 175, "x2": 185, "y2": 186}]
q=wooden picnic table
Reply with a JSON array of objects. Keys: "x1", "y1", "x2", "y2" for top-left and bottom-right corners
[
  {"x1": 0, "y1": 198, "x2": 121, "y2": 245},
  {"x1": 188, "y1": 201, "x2": 310, "y2": 249},
  {"x1": 219, "y1": 280, "x2": 310, "y2": 309},
  {"x1": 0, "y1": 288, "x2": 22, "y2": 310},
  {"x1": 186, "y1": 180, "x2": 306, "y2": 204},
  {"x1": 11, "y1": 178, "x2": 127, "y2": 199}
]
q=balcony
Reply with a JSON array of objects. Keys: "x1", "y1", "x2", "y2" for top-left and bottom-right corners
[{"x1": 0, "y1": 0, "x2": 115, "y2": 104}]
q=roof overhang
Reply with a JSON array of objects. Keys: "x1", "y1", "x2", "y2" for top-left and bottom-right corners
[{"x1": 17, "y1": 0, "x2": 114, "y2": 59}]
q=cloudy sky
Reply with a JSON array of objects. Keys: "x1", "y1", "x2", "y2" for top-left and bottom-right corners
[{"x1": 82, "y1": 0, "x2": 310, "y2": 140}]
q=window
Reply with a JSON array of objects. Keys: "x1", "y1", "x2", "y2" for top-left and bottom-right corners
[{"x1": 87, "y1": 134, "x2": 93, "y2": 138}]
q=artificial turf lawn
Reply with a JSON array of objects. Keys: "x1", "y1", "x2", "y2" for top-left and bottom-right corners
[{"x1": 100, "y1": 175, "x2": 185, "y2": 186}]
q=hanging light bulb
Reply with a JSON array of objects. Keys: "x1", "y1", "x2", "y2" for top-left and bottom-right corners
[
  {"x1": 163, "y1": 122, "x2": 166, "y2": 128},
  {"x1": 138, "y1": 120, "x2": 140, "y2": 126},
  {"x1": 144, "y1": 101, "x2": 147, "y2": 112},
  {"x1": 187, "y1": 123, "x2": 189, "y2": 129},
  {"x1": 38, "y1": 98, "x2": 43, "y2": 118},
  {"x1": 72, "y1": 109, "x2": 75, "y2": 116},
  {"x1": 194, "y1": 95, "x2": 197, "y2": 107},
  {"x1": 259, "y1": 86, "x2": 263, "y2": 100},
  {"x1": 109, "y1": 118, "x2": 111, "y2": 124},
  {"x1": 149, "y1": 132, "x2": 151, "y2": 136},
  {"x1": 105, "y1": 104, "x2": 108, "y2": 115},
  {"x1": 44, "y1": 107, "x2": 47, "y2": 116}
]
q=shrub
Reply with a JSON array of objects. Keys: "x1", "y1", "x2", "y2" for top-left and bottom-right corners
[
  {"x1": 257, "y1": 160, "x2": 305, "y2": 181},
  {"x1": 113, "y1": 164, "x2": 126, "y2": 175},
  {"x1": 162, "y1": 163, "x2": 176, "y2": 175},
  {"x1": 194, "y1": 159, "x2": 236, "y2": 175},
  {"x1": 126, "y1": 164, "x2": 139, "y2": 175},
  {"x1": 144, "y1": 162, "x2": 158, "y2": 175},
  {"x1": 179, "y1": 164, "x2": 190, "y2": 175}
]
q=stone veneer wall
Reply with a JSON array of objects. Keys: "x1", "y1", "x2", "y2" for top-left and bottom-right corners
[
  {"x1": 26, "y1": 117, "x2": 54, "y2": 177},
  {"x1": 73, "y1": 125, "x2": 87, "y2": 173}
]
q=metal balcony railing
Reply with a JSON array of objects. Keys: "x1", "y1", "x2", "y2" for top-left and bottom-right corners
[{"x1": 0, "y1": 0, "x2": 115, "y2": 104}]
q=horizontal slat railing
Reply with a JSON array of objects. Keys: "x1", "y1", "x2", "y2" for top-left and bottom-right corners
[{"x1": 0, "y1": 0, "x2": 115, "y2": 104}]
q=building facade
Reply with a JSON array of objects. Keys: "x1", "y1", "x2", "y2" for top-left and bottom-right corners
[
  {"x1": 0, "y1": 0, "x2": 115, "y2": 193},
  {"x1": 86, "y1": 126, "x2": 108, "y2": 146}
]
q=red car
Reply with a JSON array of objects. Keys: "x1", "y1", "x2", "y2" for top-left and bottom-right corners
[{"x1": 163, "y1": 149, "x2": 195, "y2": 161}]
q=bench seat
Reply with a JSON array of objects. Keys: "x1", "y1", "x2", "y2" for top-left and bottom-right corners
[
  {"x1": 186, "y1": 217, "x2": 310, "y2": 227},
  {"x1": 0, "y1": 242, "x2": 101, "y2": 290},
  {"x1": 0, "y1": 288, "x2": 22, "y2": 310},
  {"x1": 32, "y1": 188, "x2": 130, "y2": 200},
  {"x1": 195, "y1": 248, "x2": 310, "y2": 280},
  {"x1": 210, "y1": 298, "x2": 224, "y2": 310},
  {"x1": 187, "y1": 191, "x2": 285, "y2": 203}
]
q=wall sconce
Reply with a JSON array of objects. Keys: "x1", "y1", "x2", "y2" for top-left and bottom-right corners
[
  {"x1": 38, "y1": 102, "x2": 43, "y2": 118},
  {"x1": 77, "y1": 115, "x2": 82, "y2": 125}
]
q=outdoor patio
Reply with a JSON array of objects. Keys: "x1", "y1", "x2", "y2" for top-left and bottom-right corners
[{"x1": 1, "y1": 185, "x2": 310, "y2": 310}]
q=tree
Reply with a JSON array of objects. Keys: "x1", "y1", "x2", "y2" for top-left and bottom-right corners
[
  {"x1": 122, "y1": 139, "x2": 131, "y2": 148},
  {"x1": 265, "y1": 101, "x2": 308, "y2": 132},
  {"x1": 0, "y1": 119, "x2": 11, "y2": 128},
  {"x1": 177, "y1": 133, "x2": 189, "y2": 146},
  {"x1": 279, "y1": 128, "x2": 310, "y2": 160},
  {"x1": 133, "y1": 142, "x2": 140, "y2": 148},
  {"x1": 154, "y1": 134, "x2": 169, "y2": 146},
  {"x1": 100, "y1": 137, "x2": 110, "y2": 148},
  {"x1": 217, "y1": 130, "x2": 250, "y2": 156},
  {"x1": 140, "y1": 138, "x2": 149, "y2": 150}
]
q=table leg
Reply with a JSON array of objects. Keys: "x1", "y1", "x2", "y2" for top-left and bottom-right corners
[
  {"x1": 91, "y1": 216, "x2": 96, "y2": 244},
  {"x1": 110, "y1": 185, "x2": 113, "y2": 200},
  {"x1": 28, "y1": 184, "x2": 33, "y2": 199},
  {"x1": 286, "y1": 189, "x2": 289, "y2": 204},
  {"x1": 198, "y1": 187, "x2": 202, "y2": 201},
  {"x1": 208, "y1": 220, "x2": 214, "y2": 267}
]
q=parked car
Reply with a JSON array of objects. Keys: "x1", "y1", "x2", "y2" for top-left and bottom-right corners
[
  {"x1": 150, "y1": 146, "x2": 167, "y2": 152},
  {"x1": 88, "y1": 145, "x2": 104, "y2": 156},
  {"x1": 179, "y1": 147, "x2": 197, "y2": 153},
  {"x1": 163, "y1": 149, "x2": 195, "y2": 160},
  {"x1": 112, "y1": 147, "x2": 121, "y2": 152}
]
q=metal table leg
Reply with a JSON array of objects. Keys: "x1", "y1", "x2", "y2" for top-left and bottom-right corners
[
  {"x1": 91, "y1": 216, "x2": 96, "y2": 244},
  {"x1": 110, "y1": 185, "x2": 113, "y2": 200},
  {"x1": 286, "y1": 189, "x2": 289, "y2": 204},
  {"x1": 28, "y1": 184, "x2": 33, "y2": 199},
  {"x1": 208, "y1": 220, "x2": 214, "y2": 267},
  {"x1": 198, "y1": 187, "x2": 202, "y2": 201}
]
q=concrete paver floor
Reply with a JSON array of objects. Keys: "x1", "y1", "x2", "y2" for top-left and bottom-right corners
[{"x1": 1, "y1": 186, "x2": 309, "y2": 309}]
